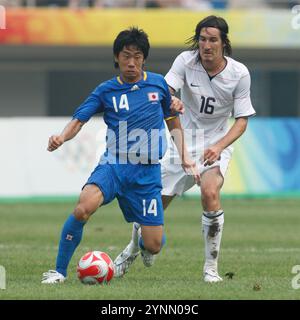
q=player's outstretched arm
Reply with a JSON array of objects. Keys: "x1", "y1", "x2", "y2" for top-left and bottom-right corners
[
  {"x1": 166, "y1": 117, "x2": 201, "y2": 185},
  {"x1": 47, "y1": 119, "x2": 84, "y2": 152}
]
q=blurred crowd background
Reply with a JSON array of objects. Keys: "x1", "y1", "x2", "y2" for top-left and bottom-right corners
[
  {"x1": 1, "y1": 0, "x2": 300, "y2": 118},
  {"x1": 0, "y1": 0, "x2": 299, "y2": 9}
]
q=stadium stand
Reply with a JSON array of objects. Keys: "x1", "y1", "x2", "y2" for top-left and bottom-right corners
[{"x1": 0, "y1": 0, "x2": 298, "y2": 9}]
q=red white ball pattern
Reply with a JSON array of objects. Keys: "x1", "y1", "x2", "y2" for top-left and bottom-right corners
[{"x1": 77, "y1": 251, "x2": 115, "y2": 285}]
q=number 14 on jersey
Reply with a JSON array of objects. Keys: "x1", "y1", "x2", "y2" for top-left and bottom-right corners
[
  {"x1": 112, "y1": 94, "x2": 129, "y2": 112},
  {"x1": 143, "y1": 199, "x2": 157, "y2": 216}
]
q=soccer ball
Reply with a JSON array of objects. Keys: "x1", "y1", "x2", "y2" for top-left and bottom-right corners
[{"x1": 77, "y1": 251, "x2": 115, "y2": 285}]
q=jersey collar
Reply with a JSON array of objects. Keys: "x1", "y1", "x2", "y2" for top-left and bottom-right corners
[
  {"x1": 201, "y1": 57, "x2": 228, "y2": 81},
  {"x1": 117, "y1": 71, "x2": 147, "y2": 85}
]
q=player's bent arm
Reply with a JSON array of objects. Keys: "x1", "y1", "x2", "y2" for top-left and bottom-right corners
[
  {"x1": 47, "y1": 119, "x2": 85, "y2": 152},
  {"x1": 215, "y1": 117, "x2": 248, "y2": 151},
  {"x1": 203, "y1": 117, "x2": 248, "y2": 165},
  {"x1": 166, "y1": 117, "x2": 201, "y2": 185}
]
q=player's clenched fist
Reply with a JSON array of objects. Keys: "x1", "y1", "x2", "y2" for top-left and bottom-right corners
[
  {"x1": 170, "y1": 96, "x2": 185, "y2": 114},
  {"x1": 47, "y1": 135, "x2": 64, "y2": 152},
  {"x1": 202, "y1": 146, "x2": 222, "y2": 166}
]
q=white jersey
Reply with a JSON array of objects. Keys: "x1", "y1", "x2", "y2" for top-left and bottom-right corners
[{"x1": 165, "y1": 51, "x2": 256, "y2": 152}]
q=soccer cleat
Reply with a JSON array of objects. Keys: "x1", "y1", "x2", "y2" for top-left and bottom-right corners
[
  {"x1": 41, "y1": 270, "x2": 66, "y2": 284},
  {"x1": 203, "y1": 268, "x2": 223, "y2": 283},
  {"x1": 140, "y1": 248, "x2": 156, "y2": 267},
  {"x1": 114, "y1": 241, "x2": 140, "y2": 278}
]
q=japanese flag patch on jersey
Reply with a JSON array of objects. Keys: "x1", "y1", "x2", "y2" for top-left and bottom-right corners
[{"x1": 148, "y1": 92, "x2": 159, "y2": 101}]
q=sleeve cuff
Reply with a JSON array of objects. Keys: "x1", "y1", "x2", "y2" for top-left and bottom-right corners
[
  {"x1": 234, "y1": 112, "x2": 256, "y2": 119},
  {"x1": 164, "y1": 116, "x2": 178, "y2": 121}
]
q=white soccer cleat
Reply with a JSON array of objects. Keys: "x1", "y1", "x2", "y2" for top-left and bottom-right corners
[
  {"x1": 114, "y1": 241, "x2": 140, "y2": 278},
  {"x1": 140, "y1": 248, "x2": 156, "y2": 267},
  {"x1": 41, "y1": 270, "x2": 66, "y2": 284},
  {"x1": 203, "y1": 268, "x2": 223, "y2": 283}
]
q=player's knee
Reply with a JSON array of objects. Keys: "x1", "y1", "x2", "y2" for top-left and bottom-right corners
[
  {"x1": 146, "y1": 246, "x2": 161, "y2": 255},
  {"x1": 74, "y1": 203, "x2": 95, "y2": 222},
  {"x1": 144, "y1": 239, "x2": 162, "y2": 255},
  {"x1": 201, "y1": 187, "x2": 218, "y2": 203}
]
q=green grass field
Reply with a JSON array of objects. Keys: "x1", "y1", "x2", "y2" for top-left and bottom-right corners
[{"x1": 0, "y1": 197, "x2": 300, "y2": 300}]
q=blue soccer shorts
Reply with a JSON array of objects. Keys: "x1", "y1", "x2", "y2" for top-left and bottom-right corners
[{"x1": 84, "y1": 163, "x2": 164, "y2": 226}]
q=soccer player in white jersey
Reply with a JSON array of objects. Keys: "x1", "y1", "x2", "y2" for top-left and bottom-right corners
[{"x1": 114, "y1": 15, "x2": 256, "y2": 282}]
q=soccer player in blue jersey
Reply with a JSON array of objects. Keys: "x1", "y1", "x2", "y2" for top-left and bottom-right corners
[{"x1": 42, "y1": 27, "x2": 200, "y2": 283}]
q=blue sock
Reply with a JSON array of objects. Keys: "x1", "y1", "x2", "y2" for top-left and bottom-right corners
[
  {"x1": 138, "y1": 236, "x2": 145, "y2": 250},
  {"x1": 56, "y1": 214, "x2": 85, "y2": 277},
  {"x1": 138, "y1": 233, "x2": 166, "y2": 251}
]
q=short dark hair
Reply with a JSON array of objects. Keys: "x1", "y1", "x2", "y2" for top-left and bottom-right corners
[
  {"x1": 113, "y1": 27, "x2": 150, "y2": 68},
  {"x1": 186, "y1": 15, "x2": 232, "y2": 59}
]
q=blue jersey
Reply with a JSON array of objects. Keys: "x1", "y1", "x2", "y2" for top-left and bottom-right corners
[{"x1": 73, "y1": 71, "x2": 174, "y2": 164}]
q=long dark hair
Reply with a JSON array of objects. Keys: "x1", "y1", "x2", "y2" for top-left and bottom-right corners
[
  {"x1": 186, "y1": 15, "x2": 232, "y2": 59},
  {"x1": 113, "y1": 27, "x2": 150, "y2": 68}
]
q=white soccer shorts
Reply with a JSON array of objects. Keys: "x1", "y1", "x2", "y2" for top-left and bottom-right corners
[{"x1": 161, "y1": 147, "x2": 232, "y2": 196}]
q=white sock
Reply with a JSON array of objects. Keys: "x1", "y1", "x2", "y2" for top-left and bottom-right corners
[
  {"x1": 132, "y1": 222, "x2": 140, "y2": 249},
  {"x1": 202, "y1": 210, "x2": 224, "y2": 272}
]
